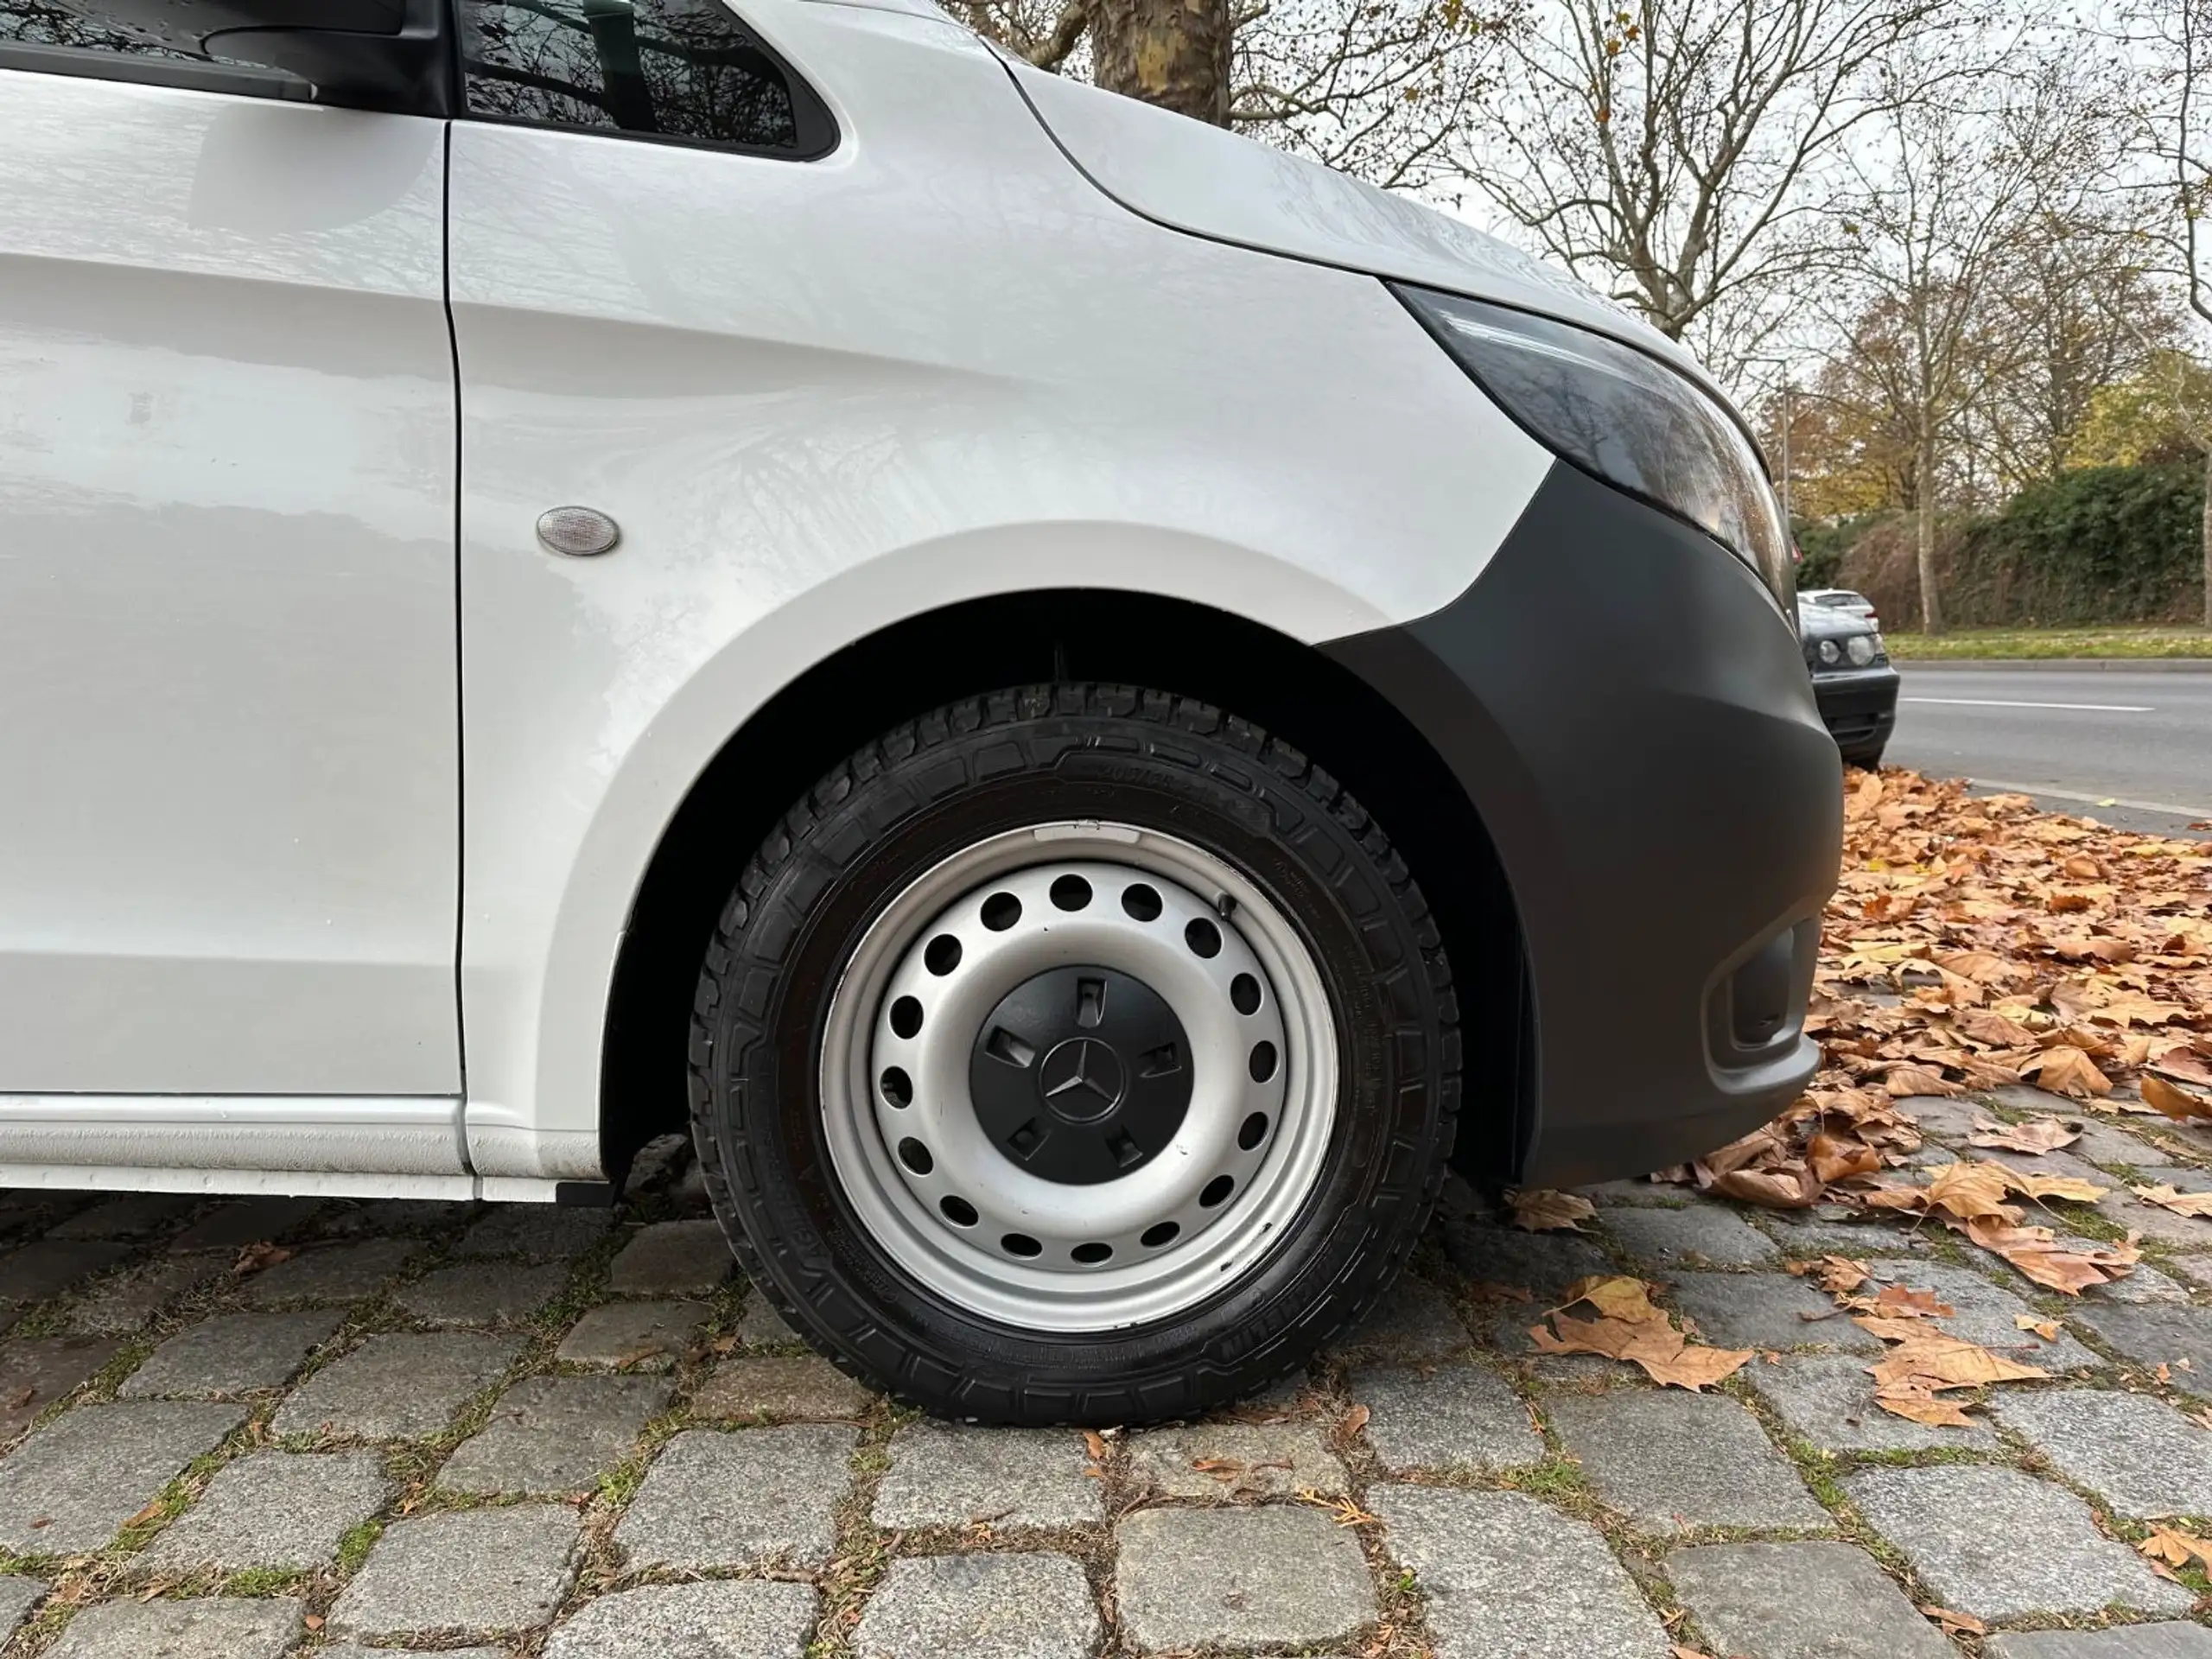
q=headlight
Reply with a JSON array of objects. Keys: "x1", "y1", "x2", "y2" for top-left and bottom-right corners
[
  {"x1": 1816, "y1": 639, "x2": 1842, "y2": 665},
  {"x1": 1392, "y1": 284, "x2": 1792, "y2": 606},
  {"x1": 1846, "y1": 634, "x2": 1878, "y2": 667}
]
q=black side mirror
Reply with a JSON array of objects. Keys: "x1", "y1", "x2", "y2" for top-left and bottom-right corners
[{"x1": 76, "y1": 0, "x2": 457, "y2": 114}]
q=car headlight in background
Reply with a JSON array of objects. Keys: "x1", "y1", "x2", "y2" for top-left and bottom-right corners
[
  {"x1": 1815, "y1": 638, "x2": 1843, "y2": 666},
  {"x1": 1846, "y1": 633, "x2": 1879, "y2": 667},
  {"x1": 1391, "y1": 284, "x2": 1793, "y2": 608}
]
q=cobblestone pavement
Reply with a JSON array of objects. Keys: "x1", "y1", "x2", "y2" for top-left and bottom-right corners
[{"x1": 4, "y1": 1099, "x2": 2212, "y2": 1657}]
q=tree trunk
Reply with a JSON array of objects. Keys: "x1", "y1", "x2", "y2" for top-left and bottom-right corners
[
  {"x1": 1916, "y1": 417, "x2": 1945, "y2": 635},
  {"x1": 1088, "y1": 0, "x2": 1233, "y2": 125}
]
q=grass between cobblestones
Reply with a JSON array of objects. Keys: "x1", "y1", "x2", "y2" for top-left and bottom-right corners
[{"x1": 3, "y1": 1099, "x2": 2212, "y2": 1656}]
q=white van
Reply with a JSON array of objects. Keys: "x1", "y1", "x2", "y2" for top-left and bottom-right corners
[{"x1": 0, "y1": 0, "x2": 1840, "y2": 1420}]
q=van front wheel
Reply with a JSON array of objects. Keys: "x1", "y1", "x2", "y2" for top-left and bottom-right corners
[{"x1": 687, "y1": 684, "x2": 1459, "y2": 1425}]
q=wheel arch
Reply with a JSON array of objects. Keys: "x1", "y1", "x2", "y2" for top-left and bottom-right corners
[{"x1": 598, "y1": 588, "x2": 1531, "y2": 1191}]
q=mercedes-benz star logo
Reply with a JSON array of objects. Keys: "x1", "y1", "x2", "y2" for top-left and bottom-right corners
[{"x1": 1039, "y1": 1036, "x2": 1127, "y2": 1122}]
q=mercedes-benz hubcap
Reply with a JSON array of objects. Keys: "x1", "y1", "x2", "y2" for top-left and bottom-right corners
[{"x1": 817, "y1": 822, "x2": 1338, "y2": 1332}]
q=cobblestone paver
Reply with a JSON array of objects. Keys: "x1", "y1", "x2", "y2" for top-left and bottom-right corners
[
  {"x1": 1668, "y1": 1540, "x2": 1957, "y2": 1659},
  {"x1": 7, "y1": 1084, "x2": 2212, "y2": 1653},
  {"x1": 0, "y1": 1401, "x2": 244, "y2": 1552},
  {"x1": 1372, "y1": 1484, "x2": 1671, "y2": 1659},
  {"x1": 616, "y1": 1425, "x2": 856, "y2": 1568},
  {"x1": 1847, "y1": 1464, "x2": 2196, "y2": 1620},
  {"x1": 1116, "y1": 1505, "x2": 1375, "y2": 1651},
  {"x1": 1349, "y1": 1360, "x2": 1544, "y2": 1472},
  {"x1": 438, "y1": 1372, "x2": 670, "y2": 1493},
  {"x1": 1548, "y1": 1388, "x2": 1831, "y2": 1533},
  {"x1": 547, "y1": 1580, "x2": 817, "y2": 1658},
  {"x1": 853, "y1": 1553, "x2": 1101, "y2": 1659},
  {"x1": 43, "y1": 1595, "x2": 302, "y2": 1658},
  {"x1": 330, "y1": 1503, "x2": 583, "y2": 1638},
  {"x1": 118, "y1": 1308, "x2": 343, "y2": 1398},
  {"x1": 144, "y1": 1448, "x2": 389, "y2": 1569},
  {"x1": 270, "y1": 1330, "x2": 521, "y2": 1440},
  {"x1": 871, "y1": 1422, "x2": 1103, "y2": 1528}
]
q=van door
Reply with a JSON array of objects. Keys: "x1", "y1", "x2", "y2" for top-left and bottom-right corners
[{"x1": 0, "y1": 52, "x2": 462, "y2": 1122}]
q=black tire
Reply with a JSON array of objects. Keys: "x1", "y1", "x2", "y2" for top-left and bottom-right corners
[{"x1": 687, "y1": 684, "x2": 1459, "y2": 1424}]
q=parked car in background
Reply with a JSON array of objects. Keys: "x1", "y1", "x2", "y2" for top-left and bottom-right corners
[
  {"x1": 1, "y1": 0, "x2": 1844, "y2": 1421},
  {"x1": 1799, "y1": 601, "x2": 1898, "y2": 768},
  {"x1": 1800, "y1": 588, "x2": 1879, "y2": 625}
]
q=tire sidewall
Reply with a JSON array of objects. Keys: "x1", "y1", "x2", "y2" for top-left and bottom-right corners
[{"x1": 696, "y1": 691, "x2": 1453, "y2": 1419}]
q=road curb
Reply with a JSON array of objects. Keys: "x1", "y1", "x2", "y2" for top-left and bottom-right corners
[{"x1": 1892, "y1": 658, "x2": 2212, "y2": 673}]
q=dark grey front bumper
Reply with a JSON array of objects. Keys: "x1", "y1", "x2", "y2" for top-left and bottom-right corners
[
  {"x1": 1324, "y1": 462, "x2": 1842, "y2": 1186},
  {"x1": 1810, "y1": 664, "x2": 1900, "y2": 756}
]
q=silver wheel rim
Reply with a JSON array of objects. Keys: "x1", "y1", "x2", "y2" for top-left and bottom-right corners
[{"x1": 819, "y1": 822, "x2": 1339, "y2": 1333}]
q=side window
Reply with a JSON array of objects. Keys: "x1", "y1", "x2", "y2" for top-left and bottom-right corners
[
  {"x1": 2, "y1": 0, "x2": 199, "y2": 56},
  {"x1": 459, "y1": 0, "x2": 832, "y2": 156}
]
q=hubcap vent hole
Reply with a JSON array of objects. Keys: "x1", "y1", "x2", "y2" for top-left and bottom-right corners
[
  {"x1": 925, "y1": 935, "x2": 963, "y2": 976},
  {"x1": 1002, "y1": 1233, "x2": 1043, "y2": 1257},
  {"x1": 889, "y1": 996, "x2": 924, "y2": 1039},
  {"x1": 880, "y1": 1066, "x2": 912, "y2": 1108},
  {"x1": 981, "y1": 892, "x2": 1022, "y2": 931},
  {"x1": 1141, "y1": 1221, "x2": 1180, "y2": 1248},
  {"x1": 1071, "y1": 1242, "x2": 1112, "y2": 1264},
  {"x1": 1200, "y1": 1173, "x2": 1235, "y2": 1208},
  {"x1": 1120, "y1": 883, "x2": 1162, "y2": 921},
  {"x1": 1238, "y1": 1111, "x2": 1270, "y2": 1151},
  {"x1": 939, "y1": 1195, "x2": 978, "y2": 1226},
  {"x1": 1049, "y1": 874, "x2": 1093, "y2": 912},
  {"x1": 1249, "y1": 1040, "x2": 1279, "y2": 1083},
  {"x1": 897, "y1": 1137, "x2": 933, "y2": 1175},
  {"x1": 1230, "y1": 973, "x2": 1262, "y2": 1015},
  {"x1": 1185, "y1": 918, "x2": 1221, "y2": 958}
]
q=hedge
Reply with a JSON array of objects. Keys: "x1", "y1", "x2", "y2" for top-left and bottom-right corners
[{"x1": 1830, "y1": 460, "x2": 2207, "y2": 626}]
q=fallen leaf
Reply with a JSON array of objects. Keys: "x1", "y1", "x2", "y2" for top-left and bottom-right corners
[
  {"x1": 123, "y1": 1497, "x2": 168, "y2": 1529},
  {"x1": 2005, "y1": 1171, "x2": 2109, "y2": 1205},
  {"x1": 2014, "y1": 1313, "x2": 2062, "y2": 1339},
  {"x1": 232, "y1": 1241, "x2": 293, "y2": 1274},
  {"x1": 1192, "y1": 1456, "x2": 1244, "y2": 1481},
  {"x1": 2141, "y1": 1525, "x2": 2212, "y2": 1571},
  {"x1": 1870, "y1": 1284, "x2": 1954, "y2": 1319},
  {"x1": 1083, "y1": 1430, "x2": 1107, "y2": 1463},
  {"x1": 2133, "y1": 1184, "x2": 2212, "y2": 1218},
  {"x1": 1530, "y1": 1276, "x2": 1753, "y2": 1390},
  {"x1": 1964, "y1": 1215, "x2": 2140, "y2": 1294},
  {"x1": 1883, "y1": 1064, "x2": 1962, "y2": 1097},
  {"x1": 1920, "y1": 1605, "x2": 1986, "y2": 1636},
  {"x1": 1925, "y1": 1160, "x2": 2025, "y2": 1222},
  {"x1": 303, "y1": 1615, "x2": 324, "y2": 1631},
  {"x1": 1339, "y1": 1404, "x2": 1371, "y2": 1438},
  {"x1": 1508, "y1": 1188, "x2": 1597, "y2": 1232},
  {"x1": 1967, "y1": 1116, "x2": 2082, "y2": 1154},
  {"x1": 2019, "y1": 1045, "x2": 2113, "y2": 1099},
  {"x1": 2144, "y1": 1074, "x2": 2212, "y2": 1122}
]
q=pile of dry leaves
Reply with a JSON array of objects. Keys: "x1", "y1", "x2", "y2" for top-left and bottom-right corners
[{"x1": 1520, "y1": 769, "x2": 2212, "y2": 1294}]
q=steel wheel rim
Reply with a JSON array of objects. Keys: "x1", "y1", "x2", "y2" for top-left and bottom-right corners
[{"x1": 819, "y1": 822, "x2": 1339, "y2": 1333}]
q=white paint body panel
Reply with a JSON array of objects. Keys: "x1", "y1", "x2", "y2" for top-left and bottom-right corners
[
  {"x1": 1002, "y1": 54, "x2": 1701, "y2": 378},
  {"x1": 0, "y1": 73, "x2": 463, "y2": 1101},
  {"x1": 445, "y1": 0, "x2": 1553, "y2": 1176}
]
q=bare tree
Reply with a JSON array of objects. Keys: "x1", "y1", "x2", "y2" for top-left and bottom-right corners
[
  {"x1": 1815, "y1": 49, "x2": 2102, "y2": 632},
  {"x1": 947, "y1": 0, "x2": 1505, "y2": 187},
  {"x1": 2119, "y1": 0, "x2": 2212, "y2": 623},
  {"x1": 1458, "y1": 0, "x2": 1948, "y2": 372}
]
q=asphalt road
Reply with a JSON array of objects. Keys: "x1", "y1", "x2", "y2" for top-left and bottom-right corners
[{"x1": 1885, "y1": 664, "x2": 2212, "y2": 835}]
